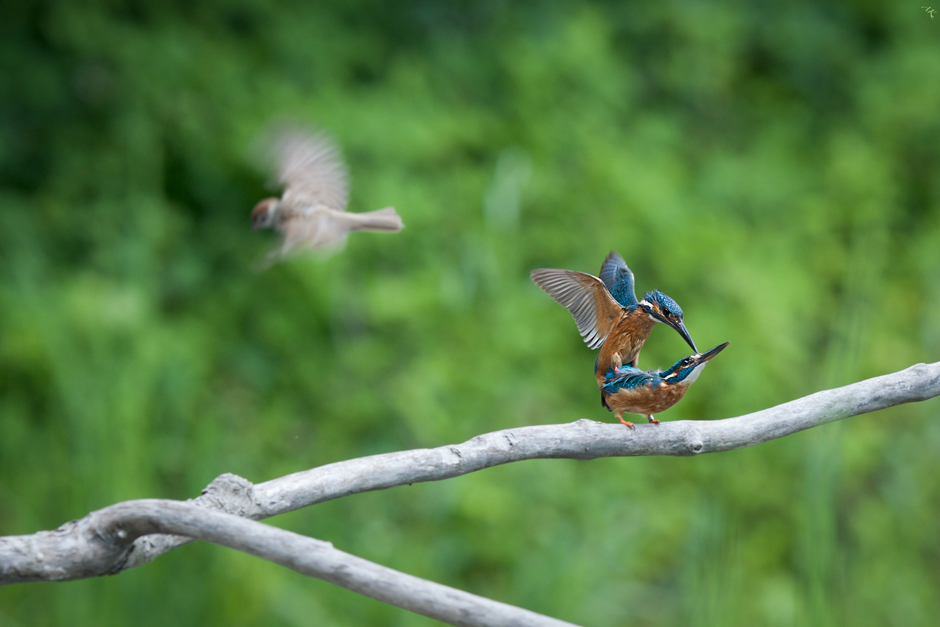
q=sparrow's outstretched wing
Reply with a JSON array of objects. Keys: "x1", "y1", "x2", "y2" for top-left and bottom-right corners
[
  {"x1": 269, "y1": 128, "x2": 350, "y2": 212},
  {"x1": 531, "y1": 269, "x2": 623, "y2": 349}
]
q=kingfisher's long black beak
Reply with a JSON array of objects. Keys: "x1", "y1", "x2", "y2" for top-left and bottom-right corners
[
  {"x1": 670, "y1": 320, "x2": 697, "y2": 354},
  {"x1": 692, "y1": 341, "x2": 729, "y2": 365}
]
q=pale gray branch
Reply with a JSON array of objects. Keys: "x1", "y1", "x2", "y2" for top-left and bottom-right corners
[
  {"x1": 2, "y1": 361, "x2": 939, "y2": 626},
  {"x1": 0, "y1": 500, "x2": 575, "y2": 627},
  {"x1": 252, "y1": 362, "x2": 940, "y2": 513}
]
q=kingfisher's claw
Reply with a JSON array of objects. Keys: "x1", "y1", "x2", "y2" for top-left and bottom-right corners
[{"x1": 617, "y1": 416, "x2": 635, "y2": 430}]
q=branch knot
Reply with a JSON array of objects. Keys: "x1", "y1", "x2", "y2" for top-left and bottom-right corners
[
  {"x1": 686, "y1": 430, "x2": 705, "y2": 455},
  {"x1": 199, "y1": 473, "x2": 260, "y2": 518}
]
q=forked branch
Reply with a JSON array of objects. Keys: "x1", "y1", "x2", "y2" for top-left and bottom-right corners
[{"x1": 2, "y1": 361, "x2": 939, "y2": 627}]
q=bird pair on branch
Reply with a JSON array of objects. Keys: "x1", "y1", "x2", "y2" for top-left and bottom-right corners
[{"x1": 532, "y1": 251, "x2": 729, "y2": 428}]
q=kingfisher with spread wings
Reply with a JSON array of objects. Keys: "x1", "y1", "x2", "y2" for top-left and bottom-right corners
[
  {"x1": 531, "y1": 251, "x2": 698, "y2": 390},
  {"x1": 251, "y1": 127, "x2": 403, "y2": 261}
]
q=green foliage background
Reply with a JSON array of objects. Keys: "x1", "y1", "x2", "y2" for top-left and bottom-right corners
[{"x1": 2, "y1": 1, "x2": 940, "y2": 625}]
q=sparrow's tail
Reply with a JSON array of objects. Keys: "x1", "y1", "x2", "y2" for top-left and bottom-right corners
[{"x1": 349, "y1": 207, "x2": 403, "y2": 232}]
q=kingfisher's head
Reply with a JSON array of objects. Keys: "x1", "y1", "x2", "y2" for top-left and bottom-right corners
[
  {"x1": 661, "y1": 341, "x2": 729, "y2": 386},
  {"x1": 251, "y1": 197, "x2": 279, "y2": 230},
  {"x1": 640, "y1": 290, "x2": 697, "y2": 353}
]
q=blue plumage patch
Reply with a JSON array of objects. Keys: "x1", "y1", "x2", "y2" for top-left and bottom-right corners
[
  {"x1": 644, "y1": 290, "x2": 683, "y2": 319},
  {"x1": 599, "y1": 251, "x2": 638, "y2": 308},
  {"x1": 657, "y1": 356, "x2": 699, "y2": 383},
  {"x1": 601, "y1": 366, "x2": 656, "y2": 394},
  {"x1": 609, "y1": 281, "x2": 635, "y2": 309},
  {"x1": 658, "y1": 356, "x2": 689, "y2": 378}
]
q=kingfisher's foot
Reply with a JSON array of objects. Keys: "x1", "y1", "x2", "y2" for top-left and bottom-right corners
[
  {"x1": 617, "y1": 416, "x2": 635, "y2": 430},
  {"x1": 647, "y1": 416, "x2": 660, "y2": 424}
]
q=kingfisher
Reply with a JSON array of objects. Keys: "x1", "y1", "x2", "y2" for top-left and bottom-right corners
[
  {"x1": 601, "y1": 341, "x2": 729, "y2": 428},
  {"x1": 531, "y1": 251, "x2": 697, "y2": 389}
]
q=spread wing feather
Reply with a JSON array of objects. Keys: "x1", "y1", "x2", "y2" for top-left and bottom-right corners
[
  {"x1": 598, "y1": 250, "x2": 638, "y2": 308},
  {"x1": 269, "y1": 128, "x2": 349, "y2": 212},
  {"x1": 531, "y1": 269, "x2": 623, "y2": 349}
]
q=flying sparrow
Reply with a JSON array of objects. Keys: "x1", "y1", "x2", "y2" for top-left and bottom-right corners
[{"x1": 251, "y1": 127, "x2": 403, "y2": 261}]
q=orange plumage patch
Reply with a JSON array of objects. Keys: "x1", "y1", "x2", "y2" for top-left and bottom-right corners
[
  {"x1": 593, "y1": 308, "x2": 657, "y2": 386},
  {"x1": 603, "y1": 380, "x2": 691, "y2": 418}
]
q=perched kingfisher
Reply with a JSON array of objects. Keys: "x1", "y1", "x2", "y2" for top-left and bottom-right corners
[
  {"x1": 531, "y1": 251, "x2": 697, "y2": 389},
  {"x1": 601, "y1": 341, "x2": 729, "y2": 428}
]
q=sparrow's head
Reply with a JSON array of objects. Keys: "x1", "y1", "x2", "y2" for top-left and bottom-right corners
[{"x1": 251, "y1": 198, "x2": 279, "y2": 230}]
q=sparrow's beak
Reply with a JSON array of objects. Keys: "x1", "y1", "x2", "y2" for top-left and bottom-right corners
[
  {"x1": 692, "y1": 341, "x2": 730, "y2": 365},
  {"x1": 668, "y1": 320, "x2": 697, "y2": 354}
]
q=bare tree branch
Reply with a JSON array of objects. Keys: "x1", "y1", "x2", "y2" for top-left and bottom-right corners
[
  {"x1": 254, "y1": 361, "x2": 940, "y2": 511},
  {"x1": 2, "y1": 361, "x2": 938, "y2": 626},
  {"x1": 0, "y1": 500, "x2": 576, "y2": 627}
]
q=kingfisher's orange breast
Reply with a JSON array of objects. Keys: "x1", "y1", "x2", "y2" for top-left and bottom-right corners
[
  {"x1": 594, "y1": 310, "x2": 657, "y2": 386},
  {"x1": 603, "y1": 381, "x2": 690, "y2": 417}
]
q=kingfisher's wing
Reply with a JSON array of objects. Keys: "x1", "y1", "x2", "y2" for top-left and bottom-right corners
[
  {"x1": 268, "y1": 127, "x2": 350, "y2": 212},
  {"x1": 598, "y1": 251, "x2": 638, "y2": 308},
  {"x1": 531, "y1": 269, "x2": 623, "y2": 349},
  {"x1": 600, "y1": 366, "x2": 659, "y2": 394}
]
